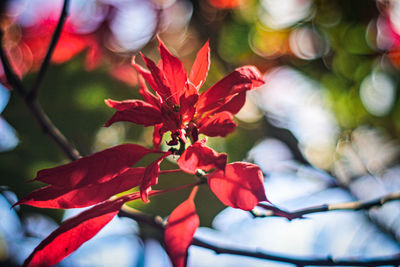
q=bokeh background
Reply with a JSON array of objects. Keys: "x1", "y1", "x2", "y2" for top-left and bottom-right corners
[{"x1": 1, "y1": 0, "x2": 400, "y2": 266}]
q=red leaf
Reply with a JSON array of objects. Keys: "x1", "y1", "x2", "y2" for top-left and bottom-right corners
[
  {"x1": 105, "y1": 99, "x2": 162, "y2": 127},
  {"x1": 140, "y1": 151, "x2": 172, "y2": 202},
  {"x1": 196, "y1": 66, "x2": 264, "y2": 114},
  {"x1": 208, "y1": 162, "x2": 267, "y2": 210},
  {"x1": 158, "y1": 37, "x2": 187, "y2": 104},
  {"x1": 131, "y1": 57, "x2": 160, "y2": 99},
  {"x1": 239, "y1": 65, "x2": 265, "y2": 87},
  {"x1": 33, "y1": 144, "x2": 155, "y2": 187},
  {"x1": 177, "y1": 139, "x2": 227, "y2": 174},
  {"x1": 189, "y1": 41, "x2": 210, "y2": 90},
  {"x1": 17, "y1": 168, "x2": 145, "y2": 209},
  {"x1": 23, "y1": 195, "x2": 134, "y2": 267},
  {"x1": 165, "y1": 187, "x2": 199, "y2": 267},
  {"x1": 138, "y1": 75, "x2": 161, "y2": 108},
  {"x1": 140, "y1": 53, "x2": 176, "y2": 106},
  {"x1": 179, "y1": 83, "x2": 199, "y2": 124},
  {"x1": 198, "y1": 111, "x2": 237, "y2": 137},
  {"x1": 210, "y1": 91, "x2": 246, "y2": 116}
]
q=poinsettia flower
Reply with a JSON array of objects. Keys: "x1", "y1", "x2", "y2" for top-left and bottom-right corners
[
  {"x1": 16, "y1": 36, "x2": 269, "y2": 267},
  {"x1": 105, "y1": 37, "x2": 264, "y2": 148}
]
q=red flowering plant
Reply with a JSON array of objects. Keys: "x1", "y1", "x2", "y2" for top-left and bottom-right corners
[{"x1": 15, "y1": 38, "x2": 267, "y2": 267}]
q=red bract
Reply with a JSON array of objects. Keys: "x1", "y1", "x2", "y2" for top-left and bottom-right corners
[
  {"x1": 15, "y1": 144, "x2": 159, "y2": 209},
  {"x1": 33, "y1": 144, "x2": 154, "y2": 187},
  {"x1": 23, "y1": 193, "x2": 141, "y2": 267},
  {"x1": 208, "y1": 162, "x2": 268, "y2": 210},
  {"x1": 105, "y1": 37, "x2": 264, "y2": 146},
  {"x1": 15, "y1": 167, "x2": 145, "y2": 209},
  {"x1": 177, "y1": 139, "x2": 227, "y2": 174},
  {"x1": 140, "y1": 151, "x2": 172, "y2": 202},
  {"x1": 165, "y1": 187, "x2": 199, "y2": 267}
]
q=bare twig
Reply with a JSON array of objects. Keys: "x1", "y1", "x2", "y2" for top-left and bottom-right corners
[
  {"x1": 119, "y1": 206, "x2": 165, "y2": 230},
  {"x1": 192, "y1": 238, "x2": 400, "y2": 266},
  {"x1": 0, "y1": 31, "x2": 80, "y2": 161},
  {"x1": 255, "y1": 190, "x2": 400, "y2": 220},
  {"x1": 24, "y1": 99, "x2": 81, "y2": 160},
  {"x1": 28, "y1": 0, "x2": 70, "y2": 100},
  {"x1": 119, "y1": 204, "x2": 400, "y2": 266}
]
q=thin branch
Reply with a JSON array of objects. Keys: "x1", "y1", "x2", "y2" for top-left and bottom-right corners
[
  {"x1": 0, "y1": 30, "x2": 81, "y2": 161},
  {"x1": 255, "y1": 190, "x2": 400, "y2": 220},
  {"x1": 191, "y1": 238, "x2": 400, "y2": 266},
  {"x1": 28, "y1": 0, "x2": 70, "y2": 100},
  {"x1": 119, "y1": 206, "x2": 165, "y2": 230},
  {"x1": 24, "y1": 99, "x2": 81, "y2": 160},
  {"x1": 159, "y1": 169, "x2": 182, "y2": 174},
  {"x1": 119, "y1": 205, "x2": 400, "y2": 266}
]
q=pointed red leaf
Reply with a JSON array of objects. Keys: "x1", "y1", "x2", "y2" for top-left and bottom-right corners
[
  {"x1": 189, "y1": 40, "x2": 210, "y2": 90},
  {"x1": 140, "y1": 151, "x2": 172, "y2": 202},
  {"x1": 140, "y1": 53, "x2": 176, "y2": 105},
  {"x1": 179, "y1": 83, "x2": 199, "y2": 124},
  {"x1": 33, "y1": 144, "x2": 156, "y2": 187},
  {"x1": 158, "y1": 37, "x2": 187, "y2": 104},
  {"x1": 208, "y1": 162, "x2": 267, "y2": 210},
  {"x1": 17, "y1": 168, "x2": 145, "y2": 209},
  {"x1": 210, "y1": 91, "x2": 246, "y2": 116},
  {"x1": 198, "y1": 111, "x2": 237, "y2": 137},
  {"x1": 105, "y1": 99, "x2": 162, "y2": 127},
  {"x1": 138, "y1": 75, "x2": 161, "y2": 108},
  {"x1": 165, "y1": 187, "x2": 199, "y2": 267},
  {"x1": 23, "y1": 196, "x2": 131, "y2": 267},
  {"x1": 196, "y1": 66, "x2": 264, "y2": 114},
  {"x1": 131, "y1": 56, "x2": 160, "y2": 98},
  {"x1": 177, "y1": 139, "x2": 227, "y2": 174},
  {"x1": 181, "y1": 100, "x2": 196, "y2": 125},
  {"x1": 231, "y1": 65, "x2": 264, "y2": 88}
]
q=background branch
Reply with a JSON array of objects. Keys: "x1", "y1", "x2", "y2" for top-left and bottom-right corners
[
  {"x1": 254, "y1": 190, "x2": 400, "y2": 220},
  {"x1": 119, "y1": 205, "x2": 400, "y2": 266},
  {"x1": 0, "y1": 0, "x2": 80, "y2": 161},
  {"x1": 28, "y1": 0, "x2": 70, "y2": 100}
]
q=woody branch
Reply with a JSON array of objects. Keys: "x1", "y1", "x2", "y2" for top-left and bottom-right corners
[
  {"x1": 0, "y1": 0, "x2": 80, "y2": 161},
  {"x1": 254, "y1": 190, "x2": 400, "y2": 220},
  {"x1": 28, "y1": 0, "x2": 70, "y2": 100},
  {"x1": 118, "y1": 199, "x2": 400, "y2": 266}
]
